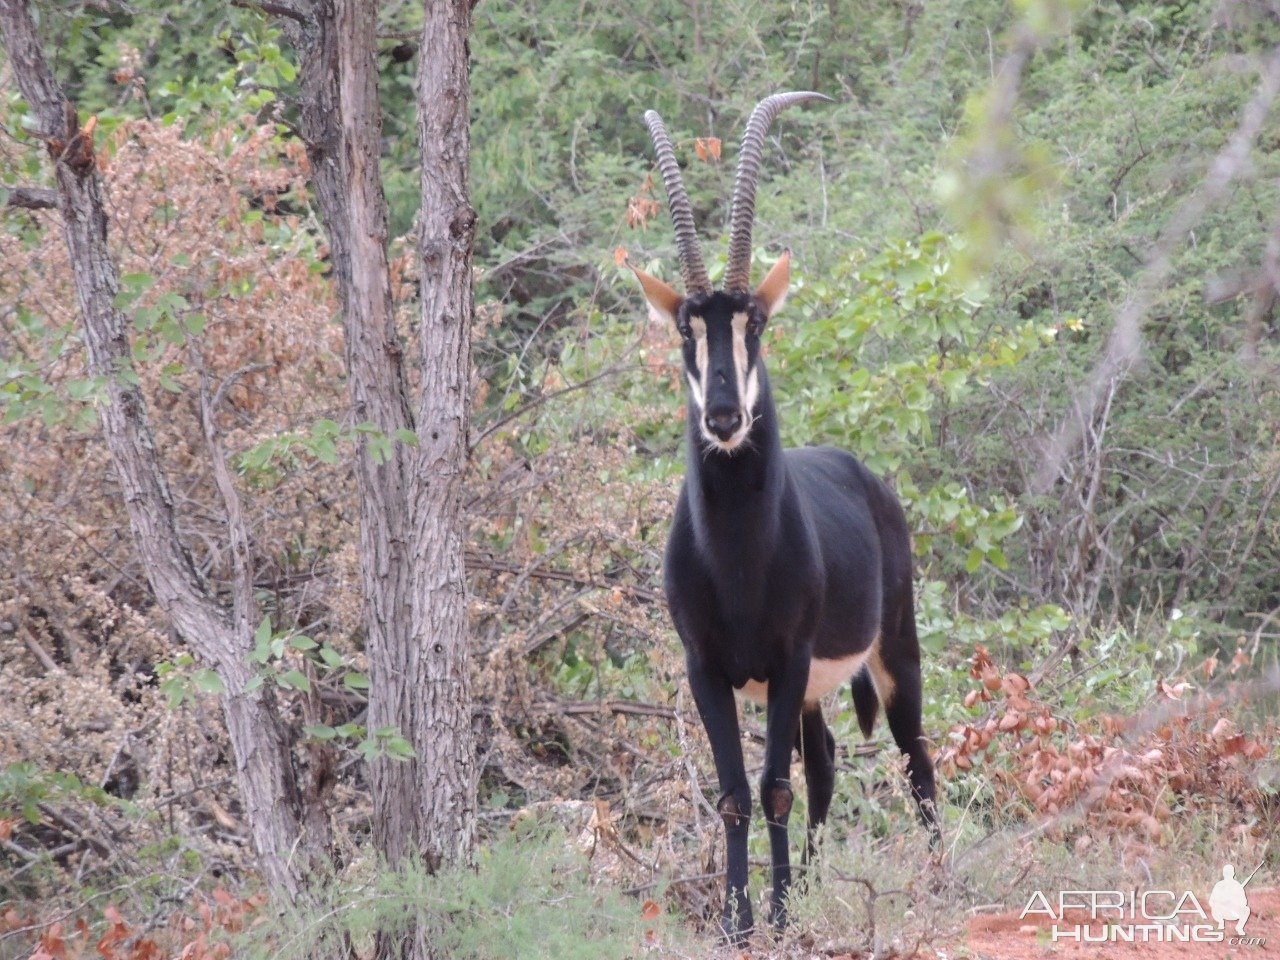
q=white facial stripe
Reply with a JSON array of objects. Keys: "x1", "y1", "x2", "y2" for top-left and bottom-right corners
[
  {"x1": 688, "y1": 316, "x2": 708, "y2": 411},
  {"x1": 685, "y1": 372, "x2": 704, "y2": 410},
  {"x1": 743, "y1": 367, "x2": 759, "y2": 417},
  {"x1": 731, "y1": 312, "x2": 749, "y2": 403},
  {"x1": 686, "y1": 313, "x2": 757, "y2": 454}
]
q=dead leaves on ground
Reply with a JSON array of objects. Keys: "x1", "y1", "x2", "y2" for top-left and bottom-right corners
[
  {"x1": 1, "y1": 889, "x2": 266, "y2": 960},
  {"x1": 938, "y1": 645, "x2": 1274, "y2": 842}
]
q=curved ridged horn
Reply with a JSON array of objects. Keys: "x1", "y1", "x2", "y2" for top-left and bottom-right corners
[
  {"x1": 723, "y1": 92, "x2": 834, "y2": 293},
  {"x1": 644, "y1": 110, "x2": 711, "y2": 295}
]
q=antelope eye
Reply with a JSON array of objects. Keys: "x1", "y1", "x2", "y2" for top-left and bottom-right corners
[{"x1": 677, "y1": 323, "x2": 692, "y2": 341}]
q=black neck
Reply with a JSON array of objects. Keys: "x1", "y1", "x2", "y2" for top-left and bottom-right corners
[{"x1": 684, "y1": 364, "x2": 786, "y2": 574}]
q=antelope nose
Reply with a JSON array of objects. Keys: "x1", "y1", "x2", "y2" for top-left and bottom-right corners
[{"x1": 704, "y1": 409, "x2": 743, "y2": 440}]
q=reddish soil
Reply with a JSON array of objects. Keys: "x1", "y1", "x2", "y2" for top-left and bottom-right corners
[{"x1": 964, "y1": 888, "x2": 1277, "y2": 959}]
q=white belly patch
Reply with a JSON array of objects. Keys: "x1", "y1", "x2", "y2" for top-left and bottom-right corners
[{"x1": 735, "y1": 650, "x2": 871, "y2": 706}]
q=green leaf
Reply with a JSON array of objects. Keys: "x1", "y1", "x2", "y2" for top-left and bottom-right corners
[
  {"x1": 120, "y1": 272, "x2": 155, "y2": 292},
  {"x1": 304, "y1": 724, "x2": 337, "y2": 741},
  {"x1": 343, "y1": 671, "x2": 370, "y2": 691},
  {"x1": 160, "y1": 676, "x2": 188, "y2": 709},
  {"x1": 251, "y1": 617, "x2": 274, "y2": 663},
  {"x1": 192, "y1": 669, "x2": 226, "y2": 695},
  {"x1": 383, "y1": 735, "x2": 416, "y2": 761},
  {"x1": 319, "y1": 645, "x2": 345, "y2": 669},
  {"x1": 288, "y1": 635, "x2": 318, "y2": 650},
  {"x1": 279, "y1": 669, "x2": 311, "y2": 692}
]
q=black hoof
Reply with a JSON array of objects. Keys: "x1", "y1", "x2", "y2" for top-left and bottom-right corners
[
  {"x1": 769, "y1": 899, "x2": 789, "y2": 931},
  {"x1": 719, "y1": 898, "x2": 753, "y2": 944}
]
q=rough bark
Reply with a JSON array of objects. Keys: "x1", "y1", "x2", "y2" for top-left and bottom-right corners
[
  {"x1": 279, "y1": 0, "x2": 433, "y2": 878},
  {"x1": 408, "y1": 0, "x2": 478, "y2": 874},
  {"x1": 276, "y1": 4, "x2": 476, "y2": 955},
  {"x1": 277, "y1": 0, "x2": 476, "y2": 928},
  {"x1": 0, "y1": 0, "x2": 330, "y2": 902},
  {"x1": 3, "y1": 184, "x2": 58, "y2": 209}
]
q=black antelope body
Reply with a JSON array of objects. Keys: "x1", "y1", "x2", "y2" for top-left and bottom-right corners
[{"x1": 631, "y1": 92, "x2": 940, "y2": 940}]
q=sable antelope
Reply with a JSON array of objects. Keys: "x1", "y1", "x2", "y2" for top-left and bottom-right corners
[{"x1": 631, "y1": 93, "x2": 940, "y2": 940}]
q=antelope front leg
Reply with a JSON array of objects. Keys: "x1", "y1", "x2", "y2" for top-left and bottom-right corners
[
  {"x1": 687, "y1": 663, "x2": 754, "y2": 941},
  {"x1": 762, "y1": 654, "x2": 809, "y2": 929}
]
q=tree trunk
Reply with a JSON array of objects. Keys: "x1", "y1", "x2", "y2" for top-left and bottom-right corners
[
  {"x1": 406, "y1": 0, "x2": 477, "y2": 875},
  {"x1": 279, "y1": 4, "x2": 477, "y2": 953},
  {"x1": 284, "y1": 5, "x2": 425, "y2": 874},
  {"x1": 0, "y1": 0, "x2": 332, "y2": 901}
]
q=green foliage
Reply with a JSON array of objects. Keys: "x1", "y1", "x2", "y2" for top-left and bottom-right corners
[
  {"x1": 155, "y1": 653, "x2": 224, "y2": 707},
  {"x1": 0, "y1": 305, "x2": 100, "y2": 430},
  {"x1": 11, "y1": 0, "x2": 1273, "y2": 683},
  {"x1": 0, "y1": 762, "x2": 121, "y2": 825},
  {"x1": 775, "y1": 235, "x2": 1053, "y2": 578},
  {"x1": 237, "y1": 820, "x2": 674, "y2": 960},
  {"x1": 239, "y1": 420, "x2": 419, "y2": 485},
  {"x1": 30, "y1": 2, "x2": 284, "y2": 128},
  {"x1": 243, "y1": 617, "x2": 414, "y2": 759},
  {"x1": 555, "y1": 644, "x2": 653, "y2": 701}
]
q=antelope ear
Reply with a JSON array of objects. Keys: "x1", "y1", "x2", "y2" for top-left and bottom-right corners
[
  {"x1": 755, "y1": 250, "x2": 791, "y2": 317},
  {"x1": 631, "y1": 266, "x2": 684, "y2": 327}
]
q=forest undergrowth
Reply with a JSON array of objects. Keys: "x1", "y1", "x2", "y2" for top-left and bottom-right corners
[{"x1": 4, "y1": 1, "x2": 1280, "y2": 957}]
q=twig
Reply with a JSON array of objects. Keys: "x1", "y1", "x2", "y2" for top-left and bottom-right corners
[
  {"x1": 230, "y1": 0, "x2": 309, "y2": 25},
  {"x1": 1033, "y1": 43, "x2": 1280, "y2": 493},
  {"x1": 469, "y1": 362, "x2": 644, "y2": 453},
  {"x1": 20, "y1": 623, "x2": 58, "y2": 672},
  {"x1": 466, "y1": 551, "x2": 662, "y2": 604},
  {"x1": 511, "y1": 699, "x2": 678, "y2": 720},
  {"x1": 522, "y1": 611, "x2": 590, "y2": 656},
  {"x1": 623, "y1": 869, "x2": 725, "y2": 896},
  {"x1": 1, "y1": 837, "x2": 39, "y2": 861},
  {"x1": 209, "y1": 362, "x2": 271, "y2": 419},
  {"x1": 3, "y1": 184, "x2": 57, "y2": 209}
]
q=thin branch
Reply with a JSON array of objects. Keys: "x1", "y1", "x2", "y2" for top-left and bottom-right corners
[
  {"x1": 0, "y1": 0, "x2": 232, "y2": 659},
  {"x1": 4, "y1": 184, "x2": 57, "y2": 209},
  {"x1": 230, "y1": 0, "x2": 310, "y2": 25},
  {"x1": 468, "y1": 362, "x2": 645, "y2": 453},
  {"x1": 209, "y1": 361, "x2": 271, "y2": 419},
  {"x1": 21, "y1": 623, "x2": 58, "y2": 672},
  {"x1": 1032, "y1": 44, "x2": 1280, "y2": 493},
  {"x1": 466, "y1": 551, "x2": 663, "y2": 604},
  {"x1": 191, "y1": 344, "x2": 259, "y2": 649}
]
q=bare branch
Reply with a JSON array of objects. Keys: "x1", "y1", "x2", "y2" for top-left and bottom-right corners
[
  {"x1": 0, "y1": 0, "x2": 334, "y2": 901},
  {"x1": 1032, "y1": 44, "x2": 1280, "y2": 494},
  {"x1": 191, "y1": 345, "x2": 260, "y2": 648},
  {"x1": 0, "y1": 0, "x2": 229, "y2": 656},
  {"x1": 4, "y1": 184, "x2": 57, "y2": 209},
  {"x1": 230, "y1": 0, "x2": 310, "y2": 25}
]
